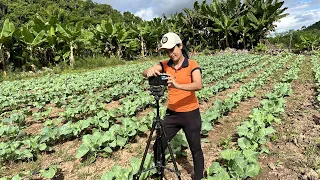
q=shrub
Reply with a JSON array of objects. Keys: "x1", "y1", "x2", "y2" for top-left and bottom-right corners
[{"x1": 254, "y1": 43, "x2": 268, "y2": 52}]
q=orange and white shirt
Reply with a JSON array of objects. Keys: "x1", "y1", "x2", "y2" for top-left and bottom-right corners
[{"x1": 160, "y1": 57, "x2": 202, "y2": 112}]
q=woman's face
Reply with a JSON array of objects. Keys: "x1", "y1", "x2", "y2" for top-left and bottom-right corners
[{"x1": 165, "y1": 44, "x2": 183, "y2": 61}]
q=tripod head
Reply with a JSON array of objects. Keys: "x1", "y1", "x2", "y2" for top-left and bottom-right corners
[
  {"x1": 149, "y1": 86, "x2": 166, "y2": 100},
  {"x1": 149, "y1": 85, "x2": 166, "y2": 118},
  {"x1": 148, "y1": 74, "x2": 168, "y2": 100}
]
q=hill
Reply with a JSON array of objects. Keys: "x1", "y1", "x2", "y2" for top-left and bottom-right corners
[
  {"x1": 305, "y1": 20, "x2": 320, "y2": 30},
  {"x1": 0, "y1": 0, "x2": 142, "y2": 28}
]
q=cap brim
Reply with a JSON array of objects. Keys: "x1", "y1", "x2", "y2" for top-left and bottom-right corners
[{"x1": 157, "y1": 43, "x2": 176, "y2": 52}]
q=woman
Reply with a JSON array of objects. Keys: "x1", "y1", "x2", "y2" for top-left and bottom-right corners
[{"x1": 142, "y1": 32, "x2": 204, "y2": 180}]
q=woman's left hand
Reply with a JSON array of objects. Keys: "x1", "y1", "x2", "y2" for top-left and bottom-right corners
[{"x1": 166, "y1": 74, "x2": 180, "y2": 89}]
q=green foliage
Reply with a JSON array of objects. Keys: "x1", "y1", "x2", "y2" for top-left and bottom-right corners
[
  {"x1": 206, "y1": 162, "x2": 230, "y2": 179},
  {"x1": 0, "y1": 165, "x2": 58, "y2": 180},
  {"x1": 39, "y1": 165, "x2": 58, "y2": 179},
  {"x1": 0, "y1": 0, "x2": 288, "y2": 73},
  {"x1": 0, "y1": 54, "x2": 305, "y2": 179},
  {"x1": 0, "y1": 0, "x2": 126, "y2": 28},
  {"x1": 254, "y1": 43, "x2": 268, "y2": 52},
  {"x1": 205, "y1": 55, "x2": 304, "y2": 180},
  {"x1": 305, "y1": 20, "x2": 320, "y2": 31},
  {"x1": 75, "y1": 56, "x2": 126, "y2": 69},
  {"x1": 202, "y1": 49, "x2": 214, "y2": 55},
  {"x1": 269, "y1": 27, "x2": 320, "y2": 52},
  {"x1": 101, "y1": 154, "x2": 152, "y2": 180}
]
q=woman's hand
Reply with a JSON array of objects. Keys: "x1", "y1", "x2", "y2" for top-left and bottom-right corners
[
  {"x1": 166, "y1": 74, "x2": 180, "y2": 89},
  {"x1": 146, "y1": 68, "x2": 161, "y2": 77}
]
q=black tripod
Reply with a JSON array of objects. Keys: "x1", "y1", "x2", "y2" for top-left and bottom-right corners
[{"x1": 133, "y1": 86, "x2": 181, "y2": 180}]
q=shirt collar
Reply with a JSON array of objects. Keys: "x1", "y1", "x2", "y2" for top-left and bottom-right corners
[{"x1": 167, "y1": 57, "x2": 189, "y2": 68}]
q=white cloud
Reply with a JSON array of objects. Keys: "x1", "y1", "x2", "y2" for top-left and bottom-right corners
[
  {"x1": 273, "y1": 0, "x2": 320, "y2": 33},
  {"x1": 135, "y1": 7, "x2": 158, "y2": 21},
  {"x1": 287, "y1": 3, "x2": 310, "y2": 11},
  {"x1": 150, "y1": 0, "x2": 206, "y2": 16},
  {"x1": 94, "y1": 0, "x2": 206, "y2": 19},
  {"x1": 95, "y1": 0, "x2": 320, "y2": 33},
  {"x1": 274, "y1": 7, "x2": 320, "y2": 33},
  {"x1": 274, "y1": 16, "x2": 300, "y2": 33}
]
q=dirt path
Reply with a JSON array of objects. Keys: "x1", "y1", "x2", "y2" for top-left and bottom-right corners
[{"x1": 253, "y1": 57, "x2": 320, "y2": 180}]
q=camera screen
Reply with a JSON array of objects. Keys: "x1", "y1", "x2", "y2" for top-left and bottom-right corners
[{"x1": 148, "y1": 75, "x2": 168, "y2": 86}]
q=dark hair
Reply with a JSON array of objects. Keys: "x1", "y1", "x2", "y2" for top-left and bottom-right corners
[{"x1": 176, "y1": 44, "x2": 189, "y2": 59}]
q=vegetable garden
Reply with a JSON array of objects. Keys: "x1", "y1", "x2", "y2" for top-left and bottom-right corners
[{"x1": 1, "y1": 53, "x2": 320, "y2": 180}]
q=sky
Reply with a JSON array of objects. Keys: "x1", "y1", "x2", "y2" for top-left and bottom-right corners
[{"x1": 93, "y1": 0, "x2": 320, "y2": 33}]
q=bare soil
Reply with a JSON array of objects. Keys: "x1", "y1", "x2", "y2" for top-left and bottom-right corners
[
  {"x1": 161, "y1": 54, "x2": 293, "y2": 180},
  {"x1": 1, "y1": 56, "x2": 304, "y2": 180},
  {"x1": 253, "y1": 57, "x2": 320, "y2": 180}
]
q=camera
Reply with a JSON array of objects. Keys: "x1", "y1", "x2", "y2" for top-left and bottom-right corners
[{"x1": 148, "y1": 74, "x2": 168, "y2": 86}]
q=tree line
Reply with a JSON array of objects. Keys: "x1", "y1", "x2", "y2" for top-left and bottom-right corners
[
  {"x1": 0, "y1": 0, "x2": 142, "y2": 28},
  {"x1": 0, "y1": 0, "x2": 288, "y2": 74},
  {"x1": 268, "y1": 21, "x2": 320, "y2": 53}
]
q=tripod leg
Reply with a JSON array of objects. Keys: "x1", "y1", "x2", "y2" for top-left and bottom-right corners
[
  {"x1": 154, "y1": 121, "x2": 165, "y2": 179},
  {"x1": 133, "y1": 120, "x2": 156, "y2": 180},
  {"x1": 160, "y1": 140, "x2": 165, "y2": 179},
  {"x1": 160, "y1": 122, "x2": 182, "y2": 180}
]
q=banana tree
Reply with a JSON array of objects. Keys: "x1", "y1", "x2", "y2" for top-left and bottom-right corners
[
  {"x1": 0, "y1": 19, "x2": 16, "y2": 76},
  {"x1": 180, "y1": 7, "x2": 205, "y2": 51},
  {"x1": 299, "y1": 35, "x2": 319, "y2": 51},
  {"x1": 91, "y1": 19, "x2": 139, "y2": 59},
  {"x1": 132, "y1": 22, "x2": 151, "y2": 58},
  {"x1": 32, "y1": 15, "x2": 59, "y2": 49},
  {"x1": 209, "y1": 0, "x2": 241, "y2": 48},
  {"x1": 113, "y1": 26, "x2": 139, "y2": 59},
  {"x1": 56, "y1": 22, "x2": 83, "y2": 68},
  {"x1": 32, "y1": 15, "x2": 60, "y2": 63},
  {"x1": 200, "y1": 0, "x2": 226, "y2": 49},
  {"x1": 237, "y1": 16, "x2": 251, "y2": 48},
  {"x1": 148, "y1": 17, "x2": 166, "y2": 56},
  {"x1": 213, "y1": 13, "x2": 239, "y2": 48},
  {"x1": 127, "y1": 22, "x2": 152, "y2": 58},
  {"x1": 91, "y1": 19, "x2": 116, "y2": 57},
  {"x1": 246, "y1": 12, "x2": 267, "y2": 44},
  {"x1": 20, "y1": 25, "x2": 46, "y2": 65},
  {"x1": 246, "y1": 0, "x2": 288, "y2": 45},
  {"x1": 165, "y1": 14, "x2": 183, "y2": 33}
]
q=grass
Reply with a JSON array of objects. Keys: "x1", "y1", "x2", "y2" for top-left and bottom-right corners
[
  {"x1": 305, "y1": 141, "x2": 320, "y2": 170},
  {"x1": 0, "y1": 159, "x2": 41, "y2": 178},
  {"x1": 298, "y1": 56, "x2": 314, "y2": 84},
  {"x1": 269, "y1": 132, "x2": 279, "y2": 142},
  {"x1": 77, "y1": 172, "x2": 92, "y2": 180},
  {"x1": 55, "y1": 148, "x2": 77, "y2": 162},
  {"x1": 218, "y1": 137, "x2": 232, "y2": 149},
  {"x1": 286, "y1": 128, "x2": 299, "y2": 138}
]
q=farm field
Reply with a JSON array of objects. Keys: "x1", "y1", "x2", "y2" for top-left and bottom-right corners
[{"x1": 1, "y1": 53, "x2": 320, "y2": 180}]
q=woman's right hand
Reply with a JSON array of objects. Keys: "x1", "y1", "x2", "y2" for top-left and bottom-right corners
[{"x1": 146, "y1": 68, "x2": 161, "y2": 77}]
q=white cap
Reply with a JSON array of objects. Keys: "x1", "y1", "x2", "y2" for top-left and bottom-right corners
[{"x1": 158, "y1": 32, "x2": 182, "y2": 51}]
